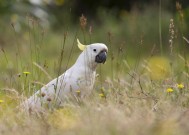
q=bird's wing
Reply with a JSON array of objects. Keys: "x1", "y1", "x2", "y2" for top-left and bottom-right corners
[{"x1": 21, "y1": 68, "x2": 81, "y2": 112}]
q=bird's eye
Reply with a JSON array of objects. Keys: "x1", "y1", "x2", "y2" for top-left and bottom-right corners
[{"x1": 93, "y1": 49, "x2": 97, "y2": 52}]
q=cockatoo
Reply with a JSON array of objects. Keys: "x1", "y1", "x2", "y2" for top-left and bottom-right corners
[{"x1": 21, "y1": 39, "x2": 108, "y2": 113}]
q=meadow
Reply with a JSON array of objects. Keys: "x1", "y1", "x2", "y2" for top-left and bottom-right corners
[{"x1": 0, "y1": 3, "x2": 189, "y2": 135}]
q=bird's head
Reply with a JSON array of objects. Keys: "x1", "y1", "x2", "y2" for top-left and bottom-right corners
[{"x1": 76, "y1": 39, "x2": 108, "y2": 70}]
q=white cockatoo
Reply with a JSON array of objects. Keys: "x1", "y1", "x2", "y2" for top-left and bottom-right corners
[{"x1": 21, "y1": 39, "x2": 108, "y2": 113}]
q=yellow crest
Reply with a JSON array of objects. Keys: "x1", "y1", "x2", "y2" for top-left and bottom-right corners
[{"x1": 77, "y1": 39, "x2": 87, "y2": 51}]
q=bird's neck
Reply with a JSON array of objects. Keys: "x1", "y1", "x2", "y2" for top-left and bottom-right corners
[{"x1": 75, "y1": 52, "x2": 98, "y2": 71}]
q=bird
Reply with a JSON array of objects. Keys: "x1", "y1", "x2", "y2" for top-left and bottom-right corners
[{"x1": 21, "y1": 39, "x2": 108, "y2": 113}]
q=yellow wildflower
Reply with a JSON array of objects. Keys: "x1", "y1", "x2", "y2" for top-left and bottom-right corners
[
  {"x1": 76, "y1": 90, "x2": 81, "y2": 97},
  {"x1": 76, "y1": 90, "x2": 81, "y2": 93},
  {"x1": 99, "y1": 93, "x2": 105, "y2": 98},
  {"x1": 166, "y1": 88, "x2": 174, "y2": 93},
  {"x1": 23, "y1": 71, "x2": 31, "y2": 75},
  {"x1": 0, "y1": 100, "x2": 4, "y2": 103},
  {"x1": 23, "y1": 71, "x2": 31, "y2": 77},
  {"x1": 177, "y1": 83, "x2": 184, "y2": 89}
]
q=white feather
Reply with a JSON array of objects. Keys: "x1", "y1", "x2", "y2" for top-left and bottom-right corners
[{"x1": 21, "y1": 41, "x2": 108, "y2": 113}]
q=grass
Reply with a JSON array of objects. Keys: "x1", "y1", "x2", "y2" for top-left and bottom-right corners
[{"x1": 1, "y1": 4, "x2": 189, "y2": 135}]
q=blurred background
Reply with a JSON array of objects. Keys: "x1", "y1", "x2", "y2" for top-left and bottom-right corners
[
  {"x1": 0, "y1": 0, "x2": 189, "y2": 88},
  {"x1": 1, "y1": 0, "x2": 189, "y2": 51}
]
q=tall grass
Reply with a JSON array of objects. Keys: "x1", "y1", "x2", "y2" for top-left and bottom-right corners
[
  {"x1": 159, "y1": 0, "x2": 163, "y2": 55},
  {"x1": 1, "y1": 3, "x2": 189, "y2": 135}
]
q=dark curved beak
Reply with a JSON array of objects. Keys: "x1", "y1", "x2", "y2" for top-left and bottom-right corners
[{"x1": 95, "y1": 50, "x2": 107, "y2": 64}]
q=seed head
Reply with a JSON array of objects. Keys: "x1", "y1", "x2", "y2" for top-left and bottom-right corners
[{"x1": 80, "y1": 14, "x2": 87, "y2": 29}]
